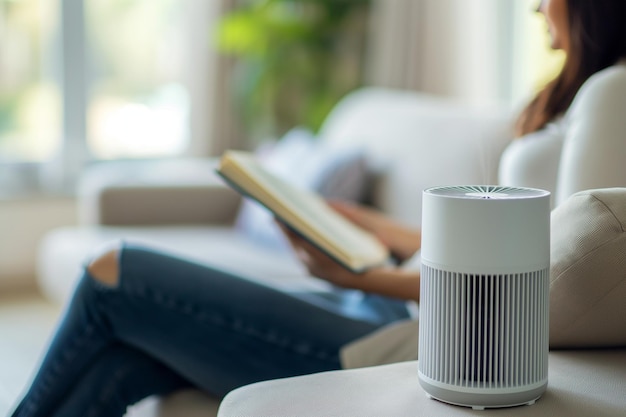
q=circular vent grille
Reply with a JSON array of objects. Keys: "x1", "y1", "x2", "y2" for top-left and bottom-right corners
[{"x1": 425, "y1": 185, "x2": 549, "y2": 200}]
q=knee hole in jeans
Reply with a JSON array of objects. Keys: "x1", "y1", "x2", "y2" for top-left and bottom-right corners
[{"x1": 88, "y1": 247, "x2": 121, "y2": 287}]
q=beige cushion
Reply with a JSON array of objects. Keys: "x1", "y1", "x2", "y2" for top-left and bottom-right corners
[{"x1": 549, "y1": 188, "x2": 626, "y2": 348}]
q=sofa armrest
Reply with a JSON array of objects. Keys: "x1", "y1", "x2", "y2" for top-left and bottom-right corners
[
  {"x1": 218, "y1": 350, "x2": 626, "y2": 417},
  {"x1": 77, "y1": 158, "x2": 242, "y2": 226}
]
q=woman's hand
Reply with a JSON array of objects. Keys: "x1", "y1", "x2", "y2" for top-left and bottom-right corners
[
  {"x1": 278, "y1": 223, "x2": 361, "y2": 288},
  {"x1": 328, "y1": 200, "x2": 421, "y2": 262},
  {"x1": 278, "y1": 223, "x2": 420, "y2": 301}
]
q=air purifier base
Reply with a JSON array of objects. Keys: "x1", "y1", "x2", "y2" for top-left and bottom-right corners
[{"x1": 419, "y1": 378, "x2": 547, "y2": 410}]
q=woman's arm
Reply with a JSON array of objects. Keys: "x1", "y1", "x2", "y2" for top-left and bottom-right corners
[
  {"x1": 557, "y1": 65, "x2": 626, "y2": 205},
  {"x1": 280, "y1": 225, "x2": 420, "y2": 302},
  {"x1": 328, "y1": 201, "x2": 421, "y2": 262}
]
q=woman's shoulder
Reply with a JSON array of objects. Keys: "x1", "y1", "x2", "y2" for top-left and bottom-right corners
[{"x1": 572, "y1": 61, "x2": 626, "y2": 109}]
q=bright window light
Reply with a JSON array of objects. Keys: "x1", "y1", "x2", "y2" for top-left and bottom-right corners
[
  {"x1": 85, "y1": 0, "x2": 190, "y2": 159},
  {"x1": 0, "y1": 0, "x2": 62, "y2": 163}
]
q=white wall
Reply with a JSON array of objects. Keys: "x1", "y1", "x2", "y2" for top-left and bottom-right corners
[{"x1": 0, "y1": 197, "x2": 77, "y2": 292}]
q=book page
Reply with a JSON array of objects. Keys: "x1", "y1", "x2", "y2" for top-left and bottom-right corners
[{"x1": 219, "y1": 151, "x2": 388, "y2": 269}]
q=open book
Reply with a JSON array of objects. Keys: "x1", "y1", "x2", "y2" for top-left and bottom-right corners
[{"x1": 216, "y1": 151, "x2": 390, "y2": 273}]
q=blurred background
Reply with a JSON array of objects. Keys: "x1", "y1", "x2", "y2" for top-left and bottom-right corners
[
  {"x1": 0, "y1": 0, "x2": 563, "y2": 411},
  {"x1": 0, "y1": 0, "x2": 563, "y2": 293}
]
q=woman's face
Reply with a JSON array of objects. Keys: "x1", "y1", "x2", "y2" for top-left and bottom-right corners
[{"x1": 537, "y1": 0, "x2": 570, "y2": 51}]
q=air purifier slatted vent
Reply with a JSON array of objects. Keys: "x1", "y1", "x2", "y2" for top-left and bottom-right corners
[{"x1": 418, "y1": 265, "x2": 549, "y2": 389}]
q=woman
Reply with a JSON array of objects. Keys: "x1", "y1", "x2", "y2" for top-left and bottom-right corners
[
  {"x1": 501, "y1": 0, "x2": 626, "y2": 207},
  {"x1": 10, "y1": 1, "x2": 626, "y2": 415}
]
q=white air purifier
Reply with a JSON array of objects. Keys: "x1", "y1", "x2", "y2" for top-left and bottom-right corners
[{"x1": 418, "y1": 185, "x2": 551, "y2": 410}]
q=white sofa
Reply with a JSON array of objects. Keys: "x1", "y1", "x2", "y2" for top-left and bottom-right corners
[{"x1": 37, "y1": 87, "x2": 520, "y2": 415}]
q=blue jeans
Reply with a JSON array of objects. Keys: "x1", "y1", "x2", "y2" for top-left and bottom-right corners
[{"x1": 11, "y1": 243, "x2": 409, "y2": 416}]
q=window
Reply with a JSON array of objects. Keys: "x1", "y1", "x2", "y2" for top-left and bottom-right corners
[
  {"x1": 86, "y1": 0, "x2": 190, "y2": 159},
  {"x1": 0, "y1": 0, "x2": 216, "y2": 196},
  {"x1": 0, "y1": 0, "x2": 61, "y2": 163}
]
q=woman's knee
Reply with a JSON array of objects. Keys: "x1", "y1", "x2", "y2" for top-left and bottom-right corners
[{"x1": 88, "y1": 245, "x2": 121, "y2": 287}]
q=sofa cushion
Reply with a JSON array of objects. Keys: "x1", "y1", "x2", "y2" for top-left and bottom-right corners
[
  {"x1": 317, "y1": 87, "x2": 513, "y2": 227},
  {"x1": 549, "y1": 188, "x2": 626, "y2": 348},
  {"x1": 235, "y1": 127, "x2": 368, "y2": 250}
]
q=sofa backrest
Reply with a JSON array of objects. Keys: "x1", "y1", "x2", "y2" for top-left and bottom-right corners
[{"x1": 318, "y1": 87, "x2": 514, "y2": 227}]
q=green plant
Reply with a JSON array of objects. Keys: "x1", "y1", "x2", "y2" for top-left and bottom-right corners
[{"x1": 217, "y1": 0, "x2": 370, "y2": 141}]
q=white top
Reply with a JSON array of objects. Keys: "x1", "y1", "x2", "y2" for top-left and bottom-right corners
[{"x1": 499, "y1": 62, "x2": 626, "y2": 208}]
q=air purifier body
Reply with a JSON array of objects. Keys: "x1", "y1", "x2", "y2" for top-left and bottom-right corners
[{"x1": 418, "y1": 185, "x2": 551, "y2": 410}]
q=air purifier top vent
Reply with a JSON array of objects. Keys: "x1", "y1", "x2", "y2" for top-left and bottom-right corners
[
  {"x1": 425, "y1": 185, "x2": 549, "y2": 200},
  {"x1": 421, "y1": 185, "x2": 551, "y2": 273}
]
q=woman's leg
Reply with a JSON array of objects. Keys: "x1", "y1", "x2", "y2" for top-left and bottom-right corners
[
  {"x1": 12, "y1": 242, "x2": 409, "y2": 416},
  {"x1": 42, "y1": 343, "x2": 190, "y2": 417},
  {"x1": 10, "y1": 251, "x2": 193, "y2": 417}
]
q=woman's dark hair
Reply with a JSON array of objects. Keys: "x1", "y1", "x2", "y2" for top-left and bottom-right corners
[{"x1": 515, "y1": 0, "x2": 626, "y2": 137}]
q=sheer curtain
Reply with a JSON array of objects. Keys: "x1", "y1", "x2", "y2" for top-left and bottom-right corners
[
  {"x1": 208, "y1": 0, "x2": 526, "y2": 154},
  {"x1": 365, "y1": 0, "x2": 426, "y2": 91},
  {"x1": 367, "y1": 0, "x2": 518, "y2": 106},
  {"x1": 186, "y1": 0, "x2": 247, "y2": 157}
]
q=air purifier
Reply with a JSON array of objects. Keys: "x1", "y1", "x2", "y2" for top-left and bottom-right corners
[{"x1": 418, "y1": 185, "x2": 551, "y2": 410}]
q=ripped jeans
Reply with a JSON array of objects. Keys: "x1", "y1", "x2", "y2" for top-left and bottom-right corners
[{"x1": 10, "y1": 243, "x2": 410, "y2": 417}]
